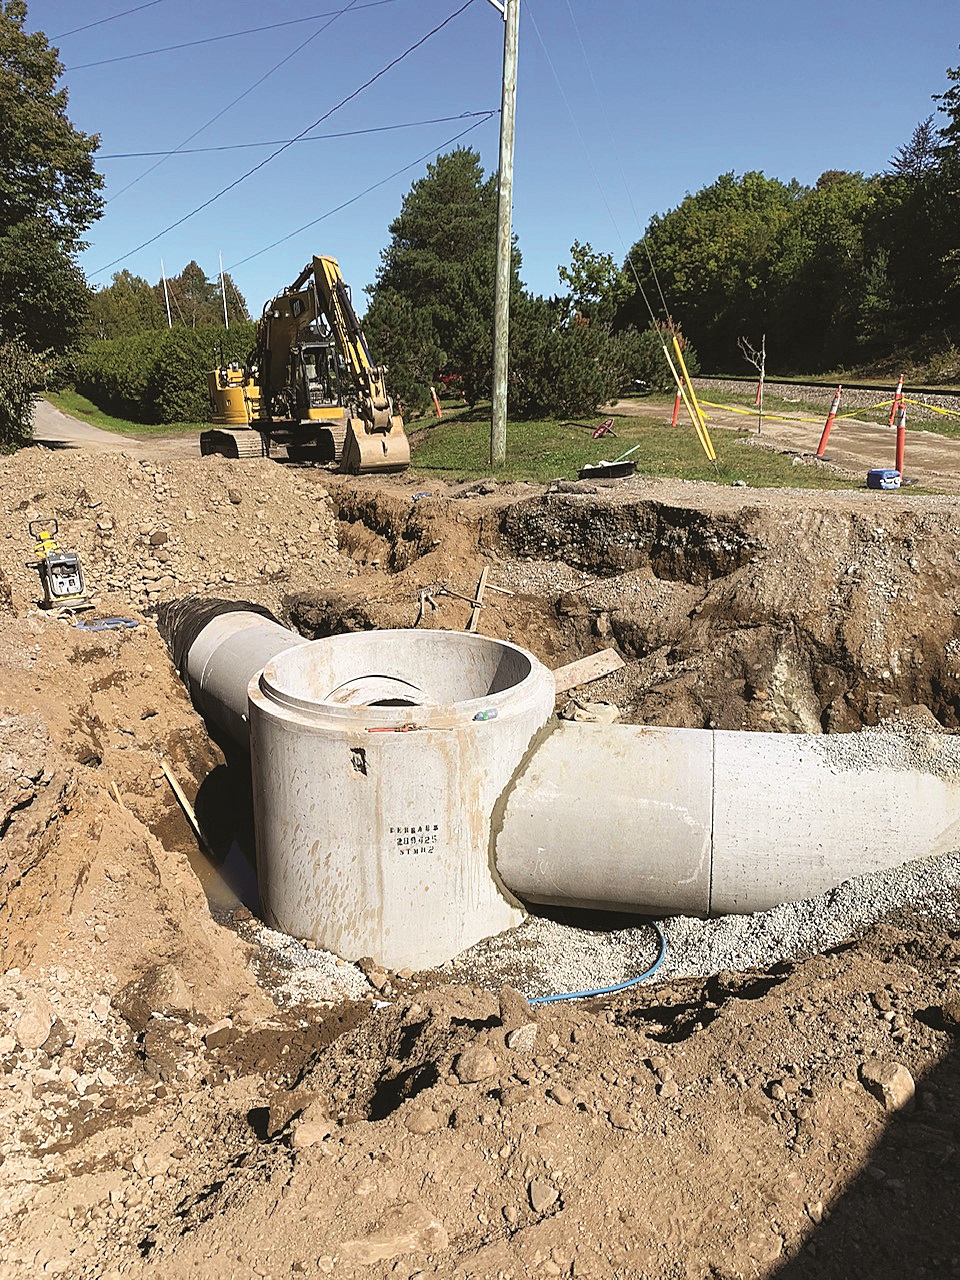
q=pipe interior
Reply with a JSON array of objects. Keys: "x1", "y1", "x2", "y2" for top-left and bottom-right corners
[{"x1": 263, "y1": 630, "x2": 536, "y2": 709}]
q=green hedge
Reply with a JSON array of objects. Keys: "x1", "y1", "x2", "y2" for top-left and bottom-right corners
[
  {"x1": 0, "y1": 339, "x2": 44, "y2": 452},
  {"x1": 72, "y1": 322, "x2": 256, "y2": 423}
]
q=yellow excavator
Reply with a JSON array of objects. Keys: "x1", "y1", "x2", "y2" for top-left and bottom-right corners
[{"x1": 202, "y1": 254, "x2": 409, "y2": 473}]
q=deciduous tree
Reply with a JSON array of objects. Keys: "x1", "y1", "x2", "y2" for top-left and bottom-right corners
[{"x1": 0, "y1": 0, "x2": 103, "y2": 352}]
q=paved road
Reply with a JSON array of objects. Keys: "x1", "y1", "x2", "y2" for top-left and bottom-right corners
[{"x1": 31, "y1": 398, "x2": 193, "y2": 456}]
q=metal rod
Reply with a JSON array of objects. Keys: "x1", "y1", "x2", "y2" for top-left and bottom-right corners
[{"x1": 219, "y1": 251, "x2": 229, "y2": 329}]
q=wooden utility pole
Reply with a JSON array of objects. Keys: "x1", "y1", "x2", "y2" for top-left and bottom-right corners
[{"x1": 490, "y1": 0, "x2": 519, "y2": 468}]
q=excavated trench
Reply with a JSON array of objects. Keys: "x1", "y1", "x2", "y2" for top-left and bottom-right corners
[{"x1": 283, "y1": 482, "x2": 960, "y2": 736}]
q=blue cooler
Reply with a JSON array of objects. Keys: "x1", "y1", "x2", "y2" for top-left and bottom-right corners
[{"x1": 867, "y1": 468, "x2": 901, "y2": 490}]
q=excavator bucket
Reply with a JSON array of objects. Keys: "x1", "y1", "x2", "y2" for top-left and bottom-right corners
[{"x1": 340, "y1": 416, "x2": 410, "y2": 475}]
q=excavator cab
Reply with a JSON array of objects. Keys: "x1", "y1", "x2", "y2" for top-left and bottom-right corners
[{"x1": 295, "y1": 339, "x2": 339, "y2": 415}]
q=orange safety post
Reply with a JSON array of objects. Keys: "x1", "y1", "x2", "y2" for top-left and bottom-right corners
[
  {"x1": 895, "y1": 403, "x2": 906, "y2": 476},
  {"x1": 816, "y1": 385, "x2": 842, "y2": 458},
  {"x1": 888, "y1": 372, "x2": 904, "y2": 427},
  {"x1": 670, "y1": 385, "x2": 682, "y2": 427},
  {"x1": 430, "y1": 386, "x2": 442, "y2": 418}
]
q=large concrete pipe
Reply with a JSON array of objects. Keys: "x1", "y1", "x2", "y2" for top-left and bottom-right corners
[
  {"x1": 164, "y1": 602, "x2": 960, "y2": 968},
  {"x1": 494, "y1": 722, "x2": 960, "y2": 916}
]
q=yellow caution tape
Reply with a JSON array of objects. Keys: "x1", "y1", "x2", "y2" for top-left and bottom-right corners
[{"x1": 902, "y1": 396, "x2": 960, "y2": 420}]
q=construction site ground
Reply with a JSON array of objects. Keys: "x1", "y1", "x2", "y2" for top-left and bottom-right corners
[{"x1": 2, "y1": 400, "x2": 960, "y2": 1279}]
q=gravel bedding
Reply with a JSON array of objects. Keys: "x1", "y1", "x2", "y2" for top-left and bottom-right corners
[
  {"x1": 255, "y1": 842, "x2": 960, "y2": 1008},
  {"x1": 442, "y1": 849, "x2": 960, "y2": 1000},
  {"x1": 811, "y1": 716, "x2": 960, "y2": 778},
  {"x1": 244, "y1": 922, "x2": 370, "y2": 1004}
]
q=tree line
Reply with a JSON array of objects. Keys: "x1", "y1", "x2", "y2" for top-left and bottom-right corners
[
  {"x1": 86, "y1": 261, "x2": 249, "y2": 339},
  {"x1": 619, "y1": 87, "x2": 960, "y2": 376},
  {"x1": 1, "y1": 0, "x2": 958, "y2": 446}
]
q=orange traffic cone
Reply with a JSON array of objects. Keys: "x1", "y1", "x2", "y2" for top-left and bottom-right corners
[
  {"x1": 895, "y1": 403, "x2": 906, "y2": 476},
  {"x1": 816, "y1": 386, "x2": 842, "y2": 458},
  {"x1": 670, "y1": 385, "x2": 682, "y2": 427},
  {"x1": 888, "y1": 372, "x2": 904, "y2": 427}
]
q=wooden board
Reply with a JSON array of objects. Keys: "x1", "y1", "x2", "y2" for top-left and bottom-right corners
[
  {"x1": 466, "y1": 566, "x2": 489, "y2": 633},
  {"x1": 552, "y1": 648, "x2": 625, "y2": 694}
]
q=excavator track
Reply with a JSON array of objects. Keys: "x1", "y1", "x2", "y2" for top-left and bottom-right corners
[{"x1": 199, "y1": 429, "x2": 267, "y2": 460}]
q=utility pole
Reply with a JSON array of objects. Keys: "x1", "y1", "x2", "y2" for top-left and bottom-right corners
[{"x1": 489, "y1": 0, "x2": 519, "y2": 468}]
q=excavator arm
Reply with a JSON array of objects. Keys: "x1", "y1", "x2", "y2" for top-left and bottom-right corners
[{"x1": 307, "y1": 255, "x2": 409, "y2": 473}]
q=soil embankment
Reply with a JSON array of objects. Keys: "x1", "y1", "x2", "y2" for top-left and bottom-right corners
[{"x1": 2, "y1": 433, "x2": 959, "y2": 1279}]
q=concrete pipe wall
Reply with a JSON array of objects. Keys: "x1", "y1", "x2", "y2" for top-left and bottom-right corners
[
  {"x1": 494, "y1": 722, "x2": 960, "y2": 916},
  {"x1": 169, "y1": 605, "x2": 960, "y2": 967},
  {"x1": 184, "y1": 609, "x2": 304, "y2": 745}
]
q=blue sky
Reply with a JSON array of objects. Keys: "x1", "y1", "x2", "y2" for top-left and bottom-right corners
[{"x1": 28, "y1": 0, "x2": 960, "y2": 318}]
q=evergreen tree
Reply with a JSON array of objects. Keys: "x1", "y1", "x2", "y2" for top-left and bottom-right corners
[
  {"x1": 364, "y1": 148, "x2": 510, "y2": 409},
  {"x1": 888, "y1": 115, "x2": 939, "y2": 178}
]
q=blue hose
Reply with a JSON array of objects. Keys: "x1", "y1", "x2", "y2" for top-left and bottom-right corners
[{"x1": 527, "y1": 920, "x2": 667, "y2": 1006}]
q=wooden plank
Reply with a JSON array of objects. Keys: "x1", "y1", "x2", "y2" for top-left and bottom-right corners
[
  {"x1": 553, "y1": 648, "x2": 625, "y2": 694},
  {"x1": 161, "y1": 759, "x2": 213, "y2": 855},
  {"x1": 466, "y1": 566, "x2": 489, "y2": 633}
]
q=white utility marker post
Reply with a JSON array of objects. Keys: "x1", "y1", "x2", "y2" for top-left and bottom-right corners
[
  {"x1": 489, "y1": 0, "x2": 519, "y2": 468},
  {"x1": 160, "y1": 259, "x2": 172, "y2": 328},
  {"x1": 219, "y1": 251, "x2": 229, "y2": 329}
]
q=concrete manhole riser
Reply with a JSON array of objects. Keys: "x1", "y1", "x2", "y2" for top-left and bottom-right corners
[{"x1": 247, "y1": 629, "x2": 556, "y2": 969}]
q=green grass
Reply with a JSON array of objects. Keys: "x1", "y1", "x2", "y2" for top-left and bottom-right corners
[
  {"x1": 45, "y1": 389, "x2": 200, "y2": 437},
  {"x1": 410, "y1": 403, "x2": 857, "y2": 489}
]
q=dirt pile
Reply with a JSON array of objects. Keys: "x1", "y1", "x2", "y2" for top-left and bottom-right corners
[
  {"x1": 2, "y1": 444, "x2": 960, "y2": 1278},
  {"x1": 1, "y1": 450, "x2": 355, "y2": 618}
]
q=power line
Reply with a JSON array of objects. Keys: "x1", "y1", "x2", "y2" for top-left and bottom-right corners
[
  {"x1": 229, "y1": 112, "x2": 496, "y2": 270},
  {"x1": 90, "y1": 0, "x2": 479, "y2": 278},
  {"x1": 97, "y1": 111, "x2": 495, "y2": 159},
  {"x1": 561, "y1": 0, "x2": 672, "y2": 324},
  {"x1": 66, "y1": 1, "x2": 402, "y2": 69},
  {"x1": 107, "y1": 0, "x2": 366, "y2": 203},
  {"x1": 527, "y1": 1, "x2": 661, "y2": 329},
  {"x1": 54, "y1": 0, "x2": 173, "y2": 40}
]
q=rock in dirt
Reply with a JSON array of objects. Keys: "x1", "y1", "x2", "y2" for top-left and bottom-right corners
[
  {"x1": 498, "y1": 985, "x2": 532, "y2": 1028},
  {"x1": 505, "y1": 1023, "x2": 537, "y2": 1052},
  {"x1": 114, "y1": 965, "x2": 194, "y2": 1032},
  {"x1": 860, "y1": 1058, "x2": 916, "y2": 1111},
  {"x1": 339, "y1": 1202, "x2": 448, "y2": 1264},
  {"x1": 402, "y1": 1105, "x2": 441, "y2": 1134},
  {"x1": 291, "y1": 1101, "x2": 335, "y2": 1149},
  {"x1": 453, "y1": 1043, "x2": 498, "y2": 1083},
  {"x1": 14, "y1": 993, "x2": 54, "y2": 1050},
  {"x1": 202, "y1": 1018, "x2": 238, "y2": 1050},
  {"x1": 528, "y1": 1179, "x2": 560, "y2": 1214},
  {"x1": 40, "y1": 1017, "x2": 73, "y2": 1057}
]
